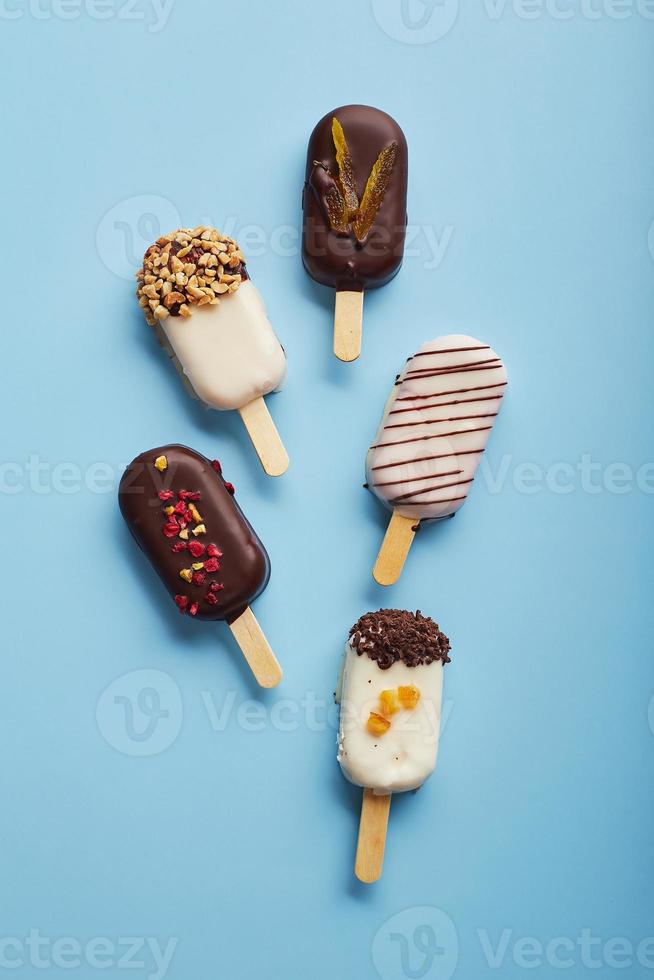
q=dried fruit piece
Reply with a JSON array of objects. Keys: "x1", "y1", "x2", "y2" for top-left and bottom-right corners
[
  {"x1": 224, "y1": 483, "x2": 235, "y2": 496},
  {"x1": 154, "y1": 455, "x2": 168, "y2": 472},
  {"x1": 352, "y1": 141, "x2": 398, "y2": 244},
  {"x1": 204, "y1": 557, "x2": 220, "y2": 574},
  {"x1": 174, "y1": 595, "x2": 189, "y2": 613},
  {"x1": 189, "y1": 602, "x2": 199, "y2": 617},
  {"x1": 398, "y1": 685, "x2": 421, "y2": 710},
  {"x1": 211, "y1": 460, "x2": 222, "y2": 474},
  {"x1": 379, "y1": 689, "x2": 400, "y2": 716},
  {"x1": 171, "y1": 541, "x2": 187, "y2": 553},
  {"x1": 164, "y1": 506, "x2": 174, "y2": 516},
  {"x1": 158, "y1": 490, "x2": 174, "y2": 501},
  {"x1": 162, "y1": 521, "x2": 179, "y2": 539},
  {"x1": 332, "y1": 117, "x2": 359, "y2": 219},
  {"x1": 178, "y1": 529, "x2": 189, "y2": 541},
  {"x1": 188, "y1": 503, "x2": 203, "y2": 523},
  {"x1": 206, "y1": 544, "x2": 222, "y2": 558},
  {"x1": 366, "y1": 711, "x2": 391, "y2": 737},
  {"x1": 311, "y1": 162, "x2": 348, "y2": 234},
  {"x1": 187, "y1": 540, "x2": 206, "y2": 558},
  {"x1": 208, "y1": 581, "x2": 224, "y2": 593},
  {"x1": 193, "y1": 524, "x2": 206, "y2": 536},
  {"x1": 205, "y1": 592, "x2": 219, "y2": 606},
  {"x1": 192, "y1": 572, "x2": 206, "y2": 587},
  {"x1": 179, "y1": 568, "x2": 193, "y2": 583}
]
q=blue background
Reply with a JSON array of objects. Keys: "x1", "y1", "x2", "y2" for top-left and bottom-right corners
[{"x1": 2, "y1": 0, "x2": 654, "y2": 977}]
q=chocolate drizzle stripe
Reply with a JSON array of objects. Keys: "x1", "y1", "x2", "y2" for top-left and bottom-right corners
[
  {"x1": 404, "y1": 357, "x2": 500, "y2": 377},
  {"x1": 389, "y1": 394, "x2": 504, "y2": 416},
  {"x1": 397, "y1": 494, "x2": 468, "y2": 507},
  {"x1": 396, "y1": 364, "x2": 502, "y2": 386},
  {"x1": 371, "y1": 426, "x2": 493, "y2": 450},
  {"x1": 371, "y1": 468, "x2": 462, "y2": 489},
  {"x1": 409, "y1": 345, "x2": 490, "y2": 359},
  {"x1": 391, "y1": 477, "x2": 473, "y2": 504},
  {"x1": 396, "y1": 382, "x2": 507, "y2": 403},
  {"x1": 371, "y1": 448, "x2": 485, "y2": 472},
  {"x1": 385, "y1": 412, "x2": 499, "y2": 431}
]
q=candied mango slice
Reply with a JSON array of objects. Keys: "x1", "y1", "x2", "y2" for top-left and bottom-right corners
[
  {"x1": 332, "y1": 117, "x2": 359, "y2": 220},
  {"x1": 310, "y1": 162, "x2": 348, "y2": 233},
  {"x1": 398, "y1": 684, "x2": 421, "y2": 710},
  {"x1": 379, "y1": 689, "x2": 400, "y2": 716},
  {"x1": 366, "y1": 711, "x2": 391, "y2": 737},
  {"x1": 352, "y1": 141, "x2": 398, "y2": 244}
]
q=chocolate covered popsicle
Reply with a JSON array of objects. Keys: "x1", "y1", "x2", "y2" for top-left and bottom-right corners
[
  {"x1": 302, "y1": 105, "x2": 408, "y2": 361},
  {"x1": 367, "y1": 335, "x2": 508, "y2": 585},
  {"x1": 119, "y1": 444, "x2": 282, "y2": 688},
  {"x1": 136, "y1": 227, "x2": 288, "y2": 476},
  {"x1": 337, "y1": 609, "x2": 451, "y2": 882}
]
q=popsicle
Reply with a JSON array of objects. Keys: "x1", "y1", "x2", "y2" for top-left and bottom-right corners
[
  {"x1": 119, "y1": 444, "x2": 282, "y2": 688},
  {"x1": 336, "y1": 609, "x2": 451, "y2": 882},
  {"x1": 302, "y1": 105, "x2": 408, "y2": 361},
  {"x1": 136, "y1": 227, "x2": 288, "y2": 477},
  {"x1": 366, "y1": 334, "x2": 508, "y2": 585}
]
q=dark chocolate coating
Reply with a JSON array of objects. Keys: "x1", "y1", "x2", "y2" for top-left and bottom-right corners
[
  {"x1": 302, "y1": 104, "x2": 408, "y2": 291},
  {"x1": 118, "y1": 445, "x2": 270, "y2": 623}
]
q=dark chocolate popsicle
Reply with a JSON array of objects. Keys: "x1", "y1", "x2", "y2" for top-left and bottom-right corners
[
  {"x1": 302, "y1": 105, "x2": 408, "y2": 362},
  {"x1": 119, "y1": 444, "x2": 282, "y2": 687}
]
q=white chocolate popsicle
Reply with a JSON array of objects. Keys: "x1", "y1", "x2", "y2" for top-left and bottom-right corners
[
  {"x1": 137, "y1": 227, "x2": 288, "y2": 476},
  {"x1": 337, "y1": 609, "x2": 451, "y2": 882},
  {"x1": 367, "y1": 334, "x2": 507, "y2": 584}
]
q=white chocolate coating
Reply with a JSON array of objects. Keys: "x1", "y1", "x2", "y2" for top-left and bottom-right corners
[
  {"x1": 337, "y1": 643, "x2": 444, "y2": 794},
  {"x1": 160, "y1": 281, "x2": 287, "y2": 411},
  {"x1": 366, "y1": 334, "x2": 507, "y2": 520}
]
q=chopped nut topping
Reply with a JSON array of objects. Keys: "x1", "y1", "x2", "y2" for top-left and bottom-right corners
[
  {"x1": 192, "y1": 523, "x2": 207, "y2": 536},
  {"x1": 136, "y1": 226, "x2": 249, "y2": 326},
  {"x1": 179, "y1": 568, "x2": 193, "y2": 583},
  {"x1": 188, "y1": 503, "x2": 203, "y2": 523},
  {"x1": 154, "y1": 455, "x2": 168, "y2": 472}
]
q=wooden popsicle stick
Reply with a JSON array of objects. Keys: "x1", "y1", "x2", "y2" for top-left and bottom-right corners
[
  {"x1": 334, "y1": 290, "x2": 364, "y2": 362},
  {"x1": 373, "y1": 512, "x2": 418, "y2": 586},
  {"x1": 355, "y1": 789, "x2": 392, "y2": 883},
  {"x1": 228, "y1": 606, "x2": 283, "y2": 689},
  {"x1": 238, "y1": 397, "x2": 289, "y2": 477}
]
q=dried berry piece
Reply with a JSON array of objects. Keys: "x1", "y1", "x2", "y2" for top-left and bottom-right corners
[
  {"x1": 208, "y1": 581, "x2": 224, "y2": 593},
  {"x1": 187, "y1": 540, "x2": 206, "y2": 558},
  {"x1": 178, "y1": 490, "x2": 201, "y2": 502},
  {"x1": 224, "y1": 483, "x2": 235, "y2": 496},
  {"x1": 204, "y1": 557, "x2": 220, "y2": 574},
  {"x1": 205, "y1": 592, "x2": 219, "y2": 606},
  {"x1": 352, "y1": 142, "x2": 398, "y2": 244},
  {"x1": 332, "y1": 117, "x2": 359, "y2": 219},
  {"x1": 206, "y1": 544, "x2": 222, "y2": 558},
  {"x1": 189, "y1": 602, "x2": 199, "y2": 617},
  {"x1": 171, "y1": 541, "x2": 187, "y2": 553},
  {"x1": 192, "y1": 572, "x2": 206, "y2": 587},
  {"x1": 211, "y1": 460, "x2": 222, "y2": 474},
  {"x1": 174, "y1": 595, "x2": 189, "y2": 612},
  {"x1": 163, "y1": 521, "x2": 179, "y2": 538},
  {"x1": 158, "y1": 490, "x2": 174, "y2": 501}
]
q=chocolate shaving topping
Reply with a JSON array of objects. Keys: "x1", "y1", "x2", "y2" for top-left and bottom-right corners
[{"x1": 349, "y1": 609, "x2": 451, "y2": 670}]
